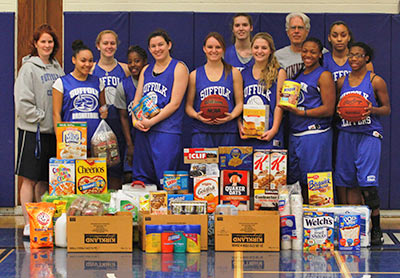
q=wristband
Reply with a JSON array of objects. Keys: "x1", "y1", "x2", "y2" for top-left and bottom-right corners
[{"x1": 133, "y1": 119, "x2": 137, "y2": 127}]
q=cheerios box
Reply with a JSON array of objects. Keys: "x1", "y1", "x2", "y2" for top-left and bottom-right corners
[
  {"x1": 219, "y1": 146, "x2": 253, "y2": 170},
  {"x1": 307, "y1": 171, "x2": 334, "y2": 207},
  {"x1": 303, "y1": 211, "x2": 335, "y2": 251},
  {"x1": 56, "y1": 122, "x2": 87, "y2": 159},
  {"x1": 75, "y1": 158, "x2": 107, "y2": 194},
  {"x1": 49, "y1": 158, "x2": 75, "y2": 195}
]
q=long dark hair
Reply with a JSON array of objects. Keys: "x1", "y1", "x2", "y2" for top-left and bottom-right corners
[
  {"x1": 204, "y1": 32, "x2": 232, "y2": 79},
  {"x1": 230, "y1": 13, "x2": 253, "y2": 43},
  {"x1": 328, "y1": 21, "x2": 354, "y2": 49},
  {"x1": 30, "y1": 24, "x2": 60, "y2": 61},
  {"x1": 72, "y1": 40, "x2": 92, "y2": 57}
]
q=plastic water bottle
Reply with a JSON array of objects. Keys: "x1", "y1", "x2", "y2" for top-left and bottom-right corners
[{"x1": 55, "y1": 213, "x2": 67, "y2": 248}]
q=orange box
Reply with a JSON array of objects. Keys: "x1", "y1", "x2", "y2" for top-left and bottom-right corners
[
  {"x1": 193, "y1": 176, "x2": 219, "y2": 213},
  {"x1": 75, "y1": 158, "x2": 107, "y2": 194},
  {"x1": 307, "y1": 171, "x2": 334, "y2": 207},
  {"x1": 56, "y1": 122, "x2": 87, "y2": 159}
]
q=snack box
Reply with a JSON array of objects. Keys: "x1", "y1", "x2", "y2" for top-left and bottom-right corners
[
  {"x1": 49, "y1": 158, "x2": 75, "y2": 195},
  {"x1": 170, "y1": 201, "x2": 207, "y2": 215},
  {"x1": 269, "y1": 150, "x2": 287, "y2": 189},
  {"x1": 254, "y1": 189, "x2": 279, "y2": 210},
  {"x1": 242, "y1": 104, "x2": 269, "y2": 138},
  {"x1": 75, "y1": 158, "x2": 107, "y2": 194},
  {"x1": 219, "y1": 146, "x2": 253, "y2": 170},
  {"x1": 149, "y1": 191, "x2": 168, "y2": 215},
  {"x1": 303, "y1": 211, "x2": 335, "y2": 251},
  {"x1": 56, "y1": 122, "x2": 87, "y2": 159},
  {"x1": 184, "y1": 148, "x2": 219, "y2": 164},
  {"x1": 193, "y1": 176, "x2": 219, "y2": 213},
  {"x1": 253, "y1": 150, "x2": 272, "y2": 190},
  {"x1": 167, "y1": 194, "x2": 194, "y2": 209},
  {"x1": 220, "y1": 170, "x2": 250, "y2": 210},
  {"x1": 307, "y1": 171, "x2": 334, "y2": 207},
  {"x1": 338, "y1": 214, "x2": 361, "y2": 251}
]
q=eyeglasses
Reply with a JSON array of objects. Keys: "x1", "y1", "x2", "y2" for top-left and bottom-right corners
[
  {"x1": 289, "y1": 25, "x2": 306, "y2": 31},
  {"x1": 347, "y1": 53, "x2": 366, "y2": 58}
]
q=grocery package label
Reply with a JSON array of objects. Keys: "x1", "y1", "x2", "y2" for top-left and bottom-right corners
[
  {"x1": 220, "y1": 170, "x2": 249, "y2": 210},
  {"x1": 163, "y1": 173, "x2": 180, "y2": 192},
  {"x1": 281, "y1": 215, "x2": 296, "y2": 239},
  {"x1": 149, "y1": 191, "x2": 168, "y2": 215},
  {"x1": 132, "y1": 94, "x2": 160, "y2": 121},
  {"x1": 193, "y1": 176, "x2": 219, "y2": 213},
  {"x1": 49, "y1": 158, "x2": 75, "y2": 195},
  {"x1": 75, "y1": 158, "x2": 107, "y2": 194},
  {"x1": 269, "y1": 150, "x2": 287, "y2": 190},
  {"x1": 254, "y1": 190, "x2": 278, "y2": 210},
  {"x1": 253, "y1": 150, "x2": 271, "y2": 190},
  {"x1": 303, "y1": 211, "x2": 335, "y2": 251},
  {"x1": 170, "y1": 201, "x2": 207, "y2": 215},
  {"x1": 56, "y1": 122, "x2": 87, "y2": 159},
  {"x1": 307, "y1": 172, "x2": 334, "y2": 207},
  {"x1": 183, "y1": 148, "x2": 218, "y2": 164},
  {"x1": 167, "y1": 194, "x2": 194, "y2": 209},
  {"x1": 219, "y1": 146, "x2": 253, "y2": 170},
  {"x1": 243, "y1": 104, "x2": 269, "y2": 138},
  {"x1": 279, "y1": 80, "x2": 301, "y2": 108},
  {"x1": 338, "y1": 215, "x2": 361, "y2": 251},
  {"x1": 190, "y1": 163, "x2": 219, "y2": 177}
]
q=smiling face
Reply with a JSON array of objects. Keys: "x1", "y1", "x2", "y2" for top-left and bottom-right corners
[
  {"x1": 72, "y1": 49, "x2": 94, "y2": 77},
  {"x1": 203, "y1": 36, "x2": 224, "y2": 62},
  {"x1": 328, "y1": 24, "x2": 351, "y2": 52},
  {"x1": 128, "y1": 51, "x2": 146, "y2": 79},
  {"x1": 301, "y1": 41, "x2": 322, "y2": 69},
  {"x1": 232, "y1": 16, "x2": 253, "y2": 41},
  {"x1": 148, "y1": 36, "x2": 171, "y2": 61},
  {"x1": 34, "y1": 33, "x2": 54, "y2": 62},
  {"x1": 97, "y1": 33, "x2": 117, "y2": 58},
  {"x1": 287, "y1": 16, "x2": 309, "y2": 46},
  {"x1": 251, "y1": 37, "x2": 272, "y2": 64},
  {"x1": 348, "y1": 46, "x2": 368, "y2": 71}
]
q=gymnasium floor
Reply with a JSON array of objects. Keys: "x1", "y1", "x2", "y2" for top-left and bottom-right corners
[{"x1": 1, "y1": 216, "x2": 400, "y2": 277}]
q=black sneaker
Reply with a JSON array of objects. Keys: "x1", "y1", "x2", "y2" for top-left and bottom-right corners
[{"x1": 371, "y1": 227, "x2": 384, "y2": 245}]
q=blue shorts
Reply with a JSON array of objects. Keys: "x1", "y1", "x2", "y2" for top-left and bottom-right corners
[
  {"x1": 132, "y1": 130, "x2": 182, "y2": 187},
  {"x1": 191, "y1": 132, "x2": 238, "y2": 148},
  {"x1": 334, "y1": 131, "x2": 380, "y2": 188},
  {"x1": 288, "y1": 129, "x2": 333, "y2": 186}
]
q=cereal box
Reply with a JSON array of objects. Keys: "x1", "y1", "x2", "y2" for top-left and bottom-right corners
[
  {"x1": 303, "y1": 211, "x2": 335, "y2": 251},
  {"x1": 269, "y1": 150, "x2": 287, "y2": 190},
  {"x1": 56, "y1": 122, "x2": 87, "y2": 159},
  {"x1": 183, "y1": 148, "x2": 218, "y2": 164},
  {"x1": 75, "y1": 158, "x2": 107, "y2": 194},
  {"x1": 253, "y1": 150, "x2": 271, "y2": 190},
  {"x1": 254, "y1": 190, "x2": 279, "y2": 210},
  {"x1": 338, "y1": 215, "x2": 361, "y2": 251},
  {"x1": 149, "y1": 191, "x2": 168, "y2": 215},
  {"x1": 49, "y1": 158, "x2": 75, "y2": 195},
  {"x1": 307, "y1": 172, "x2": 334, "y2": 207},
  {"x1": 220, "y1": 170, "x2": 250, "y2": 210},
  {"x1": 242, "y1": 104, "x2": 269, "y2": 138},
  {"x1": 219, "y1": 146, "x2": 253, "y2": 170},
  {"x1": 193, "y1": 176, "x2": 219, "y2": 213}
]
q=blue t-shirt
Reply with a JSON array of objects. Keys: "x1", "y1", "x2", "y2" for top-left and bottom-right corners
[
  {"x1": 323, "y1": 52, "x2": 351, "y2": 82},
  {"x1": 225, "y1": 45, "x2": 254, "y2": 72}
]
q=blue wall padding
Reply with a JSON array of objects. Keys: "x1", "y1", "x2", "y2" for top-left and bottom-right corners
[{"x1": 0, "y1": 13, "x2": 15, "y2": 207}]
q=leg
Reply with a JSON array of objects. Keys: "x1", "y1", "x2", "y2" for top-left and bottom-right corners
[
  {"x1": 346, "y1": 187, "x2": 363, "y2": 205},
  {"x1": 34, "y1": 181, "x2": 48, "y2": 202},
  {"x1": 360, "y1": 186, "x2": 383, "y2": 245},
  {"x1": 20, "y1": 176, "x2": 36, "y2": 224},
  {"x1": 336, "y1": 186, "x2": 347, "y2": 204}
]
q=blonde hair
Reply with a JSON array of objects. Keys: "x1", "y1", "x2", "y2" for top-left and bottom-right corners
[
  {"x1": 251, "y1": 32, "x2": 280, "y2": 89},
  {"x1": 95, "y1": 30, "x2": 119, "y2": 46}
]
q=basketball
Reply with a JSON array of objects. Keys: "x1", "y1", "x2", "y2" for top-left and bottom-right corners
[
  {"x1": 337, "y1": 93, "x2": 369, "y2": 122},
  {"x1": 200, "y1": 95, "x2": 229, "y2": 119}
]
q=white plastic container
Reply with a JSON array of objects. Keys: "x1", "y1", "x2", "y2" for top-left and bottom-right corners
[{"x1": 55, "y1": 213, "x2": 67, "y2": 248}]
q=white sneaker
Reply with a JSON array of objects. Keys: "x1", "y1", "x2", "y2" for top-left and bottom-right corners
[{"x1": 23, "y1": 224, "x2": 30, "y2": 237}]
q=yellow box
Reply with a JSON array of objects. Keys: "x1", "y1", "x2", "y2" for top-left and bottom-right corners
[
  {"x1": 75, "y1": 158, "x2": 107, "y2": 194},
  {"x1": 56, "y1": 122, "x2": 87, "y2": 159},
  {"x1": 307, "y1": 171, "x2": 334, "y2": 207},
  {"x1": 243, "y1": 104, "x2": 269, "y2": 138},
  {"x1": 279, "y1": 80, "x2": 301, "y2": 108}
]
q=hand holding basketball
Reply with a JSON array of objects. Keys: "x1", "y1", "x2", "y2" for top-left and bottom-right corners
[
  {"x1": 200, "y1": 95, "x2": 229, "y2": 119},
  {"x1": 337, "y1": 93, "x2": 370, "y2": 122}
]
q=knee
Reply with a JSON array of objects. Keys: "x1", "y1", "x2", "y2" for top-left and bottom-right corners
[{"x1": 360, "y1": 186, "x2": 380, "y2": 210}]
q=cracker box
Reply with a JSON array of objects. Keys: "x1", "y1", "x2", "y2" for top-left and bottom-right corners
[
  {"x1": 75, "y1": 158, "x2": 107, "y2": 194},
  {"x1": 49, "y1": 158, "x2": 75, "y2": 195},
  {"x1": 167, "y1": 194, "x2": 194, "y2": 210},
  {"x1": 220, "y1": 170, "x2": 250, "y2": 210},
  {"x1": 307, "y1": 172, "x2": 334, "y2": 207},
  {"x1": 253, "y1": 149, "x2": 272, "y2": 190},
  {"x1": 183, "y1": 148, "x2": 218, "y2": 164},
  {"x1": 303, "y1": 211, "x2": 335, "y2": 251},
  {"x1": 193, "y1": 176, "x2": 219, "y2": 213},
  {"x1": 254, "y1": 189, "x2": 279, "y2": 210},
  {"x1": 149, "y1": 191, "x2": 168, "y2": 215},
  {"x1": 338, "y1": 214, "x2": 361, "y2": 251},
  {"x1": 269, "y1": 150, "x2": 287, "y2": 190},
  {"x1": 242, "y1": 104, "x2": 269, "y2": 138},
  {"x1": 56, "y1": 122, "x2": 87, "y2": 159},
  {"x1": 219, "y1": 146, "x2": 253, "y2": 170}
]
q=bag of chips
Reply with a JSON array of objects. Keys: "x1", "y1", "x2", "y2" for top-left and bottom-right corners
[{"x1": 25, "y1": 202, "x2": 56, "y2": 248}]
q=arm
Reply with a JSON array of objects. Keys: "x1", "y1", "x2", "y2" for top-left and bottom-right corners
[
  {"x1": 214, "y1": 67, "x2": 243, "y2": 125},
  {"x1": 99, "y1": 79, "x2": 108, "y2": 119},
  {"x1": 119, "y1": 62, "x2": 131, "y2": 77},
  {"x1": 366, "y1": 74, "x2": 391, "y2": 117},
  {"x1": 52, "y1": 88, "x2": 63, "y2": 131},
  {"x1": 119, "y1": 109, "x2": 134, "y2": 166},
  {"x1": 141, "y1": 62, "x2": 189, "y2": 129},
  {"x1": 131, "y1": 65, "x2": 149, "y2": 132},
  {"x1": 260, "y1": 68, "x2": 286, "y2": 141},
  {"x1": 366, "y1": 61, "x2": 374, "y2": 72}
]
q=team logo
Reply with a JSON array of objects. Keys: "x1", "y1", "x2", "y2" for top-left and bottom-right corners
[
  {"x1": 147, "y1": 92, "x2": 158, "y2": 105},
  {"x1": 73, "y1": 95, "x2": 98, "y2": 112},
  {"x1": 247, "y1": 95, "x2": 264, "y2": 105}
]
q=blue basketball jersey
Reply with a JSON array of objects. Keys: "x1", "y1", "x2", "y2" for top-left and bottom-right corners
[
  {"x1": 60, "y1": 74, "x2": 102, "y2": 141},
  {"x1": 192, "y1": 65, "x2": 237, "y2": 134},
  {"x1": 290, "y1": 66, "x2": 332, "y2": 133},
  {"x1": 225, "y1": 45, "x2": 254, "y2": 72},
  {"x1": 337, "y1": 71, "x2": 383, "y2": 137},
  {"x1": 323, "y1": 52, "x2": 351, "y2": 82},
  {"x1": 142, "y1": 59, "x2": 184, "y2": 134},
  {"x1": 121, "y1": 76, "x2": 137, "y2": 119}
]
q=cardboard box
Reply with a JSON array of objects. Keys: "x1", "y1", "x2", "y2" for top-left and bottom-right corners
[
  {"x1": 67, "y1": 212, "x2": 132, "y2": 252},
  {"x1": 307, "y1": 171, "x2": 334, "y2": 207},
  {"x1": 138, "y1": 212, "x2": 208, "y2": 251},
  {"x1": 49, "y1": 158, "x2": 75, "y2": 195},
  {"x1": 242, "y1": 104, "x2": 269, "y2": 138},
  {"x1": 220, "y1": 170, "x2": 250, "y2": 210},
  {"x1": 214, "y1": 211, "x2": 280, "y2": 251},
  {"x1": 75, "y1": 158, "x2": 107, "y2": 194},
  {"x1": 219, "y1": 146, "x2": 253, "y2": 170},
  {"x1": 184, "y1": 148, "x2": 219, "y2": 164},
  {"x1": 56, "y1": 122, "x2": 87, "y2": 159}
]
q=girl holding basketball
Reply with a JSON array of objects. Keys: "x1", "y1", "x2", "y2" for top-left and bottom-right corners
[
  {"x1": 185, "y1": 32, "x2": 243, "y2": 148},
  {"x1": 334, "y1": 42, "x2": 390, "y2": 245},
  {"x1": 132, "y1": 30, "x2": 189, "y2": 188},
  {"x1": 279, "y1": 37, "x2": 336, "y2": 203},
  {"x1": 239, "y1": 32, "x2": 286, "y2": 149},
  {"x1": 92, "y1": 30, "x2": 130, "y2": 189},
  {"x1": 225, "y1": 13, "x2": 254, "y2": 72}
]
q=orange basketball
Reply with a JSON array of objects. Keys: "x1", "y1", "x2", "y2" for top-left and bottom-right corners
[
  {"x1": 200, "y1": 95, "x2": 229, "y2": 119},
  {"x1": 337, "y1": 93, "x2": 369, "y2": 122}
]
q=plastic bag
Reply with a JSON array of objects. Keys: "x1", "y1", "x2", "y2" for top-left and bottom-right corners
[{"x1": 91, "y1": 120, "x2": 120, "y2": 167}]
